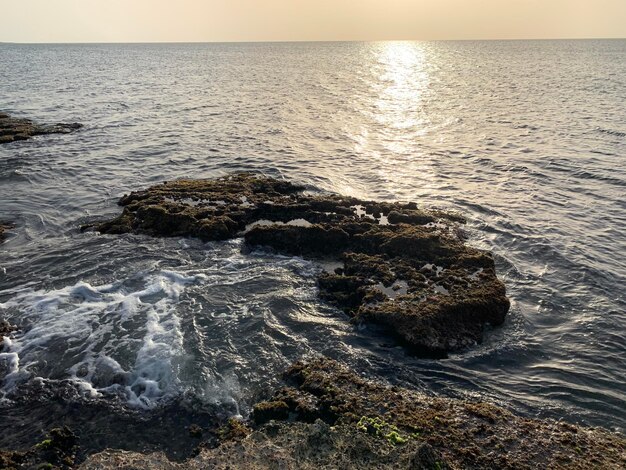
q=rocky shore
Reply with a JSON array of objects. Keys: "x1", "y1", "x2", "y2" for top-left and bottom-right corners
[
  {"x1": 1, "y1": 427, "x2": 78, "y2": 470},
  {"x1": 78, "y1": 358, "x2": 626, "y2": 469},
  {"x1": 90, "y1": 173, "x2": 510, "y2": 357},
  {"x1": 4, "y1": 173, "x2": 625, "y2": 468},
  {"x1": 2, "y1": 358, "x2": 624, "y2": 469},
  {"x1": 0, "y1": 112, "x2": 82, "y2": 144}
]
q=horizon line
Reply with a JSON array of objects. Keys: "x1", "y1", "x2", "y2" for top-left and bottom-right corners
[{"x1": 1, "y1": 36, "x2": 625, "y2": 46}]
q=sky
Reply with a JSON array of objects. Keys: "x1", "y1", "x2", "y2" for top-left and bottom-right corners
[{"x1": 2, "y1": 0, "x2": 625, "y2": 43}]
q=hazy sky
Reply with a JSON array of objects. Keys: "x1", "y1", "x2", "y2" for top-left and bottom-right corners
[{"x1": 2, "y1": 0, "x2": 625, "y2": 43}]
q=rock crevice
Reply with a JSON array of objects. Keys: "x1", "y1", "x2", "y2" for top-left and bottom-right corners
[{"x1": 79, "y1": 358, "x2": 626, "y2": 470}]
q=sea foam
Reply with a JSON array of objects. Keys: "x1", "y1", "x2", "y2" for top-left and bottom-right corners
[{"x1": 0, "y1": 269, "x2": 206, "y2": 408}]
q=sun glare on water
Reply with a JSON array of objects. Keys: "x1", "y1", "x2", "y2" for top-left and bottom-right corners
[
  {"x1": 351, "y1": 41, "x2": 437, "y2": 196},
  {"x1": 375, "y1": 40, "x2": 429, "y2": 130}
]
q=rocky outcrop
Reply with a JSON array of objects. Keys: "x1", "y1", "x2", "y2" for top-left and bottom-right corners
[
  {"x1": 80, "y1": 358, "x2": 626, "y2": 469},
  {"x1": 0, "y1": 223, "x2": 10, "y2": 243},
  {"x1": 91, "y1": 173, "x2": 509, "y2": 357},
  {"x1": 0, "y1": 112, "x2": 82, "y2": 144}
]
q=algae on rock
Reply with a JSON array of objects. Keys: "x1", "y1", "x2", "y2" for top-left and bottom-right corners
[
  {"x1": 0, "y1": 427, "x2": 77, "y2": 470},
  {"x1": 80, "y1": 358, "x2": 626, "y2": 470},
  {"x1": 91, "y1": 173, "x2": 510, "y2": 357}
]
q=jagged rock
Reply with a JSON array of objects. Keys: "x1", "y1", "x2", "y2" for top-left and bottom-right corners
[
  {"x1": 0, "y1": 426, "x2": 78, "y2": 470},
  {"x1": 0, "y1": 112, "x2": 82, "y2": 144},
  {"x1": 79, "y1": 358, "x2": 626, "y2": 469},
  {"x1": 90, "y1": 173, "x2": 509, "y2": 357},
  {"x1": 217, "y1": 418, "x2": 252, "y2": 442},
  {"x1": 0, "y1": 222, "x2": 13, "y2": 243}
]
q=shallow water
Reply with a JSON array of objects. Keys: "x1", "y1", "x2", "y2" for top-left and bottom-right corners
[{"x1": 0, "y1": 40, "x2": 625, "y2": 456}]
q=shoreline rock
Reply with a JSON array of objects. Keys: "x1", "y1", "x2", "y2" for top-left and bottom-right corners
[
  {"x1": 0, "y1": 222, "x2": 11, "y2": 243},
  {"x1": 4, "y1": 173, "x2": 624, "y2": 467},
  {"x1": 0, "y1": 112, "x2": 82, "y2": 145},
  {"x1": 91, "y1": 173, "x2": 509, "y2": 357},
  {"x1": 0, "y1": 426, "x2": 77, "y2": 470},
  {"x1": 79, "y1": 358, "x2": 626, "y2": 469}
]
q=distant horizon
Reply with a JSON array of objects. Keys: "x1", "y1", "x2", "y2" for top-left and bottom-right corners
[{"x1": 2, "y1": 36, "x2": 625, "y2": 46}]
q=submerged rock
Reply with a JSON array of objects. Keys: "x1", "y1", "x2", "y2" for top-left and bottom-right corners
[
  {"x1": 0, "y1": 223, "x2": 11, "y2": 243},
  {"x1": 91, "y1": 173, "x2": 509, "y2": 357},
  {"x1": 0, "y1": 319, "x2": 17, "y2": 352},
  {"x1": 0, "y1": 112, "x2": 82, "y2": 145},
  {"x1": 0, "y1": 319, "x2": 17, "y2": 379},
  {"x1": 80, "y1": 358, "x2": 626, "y2": 469}
]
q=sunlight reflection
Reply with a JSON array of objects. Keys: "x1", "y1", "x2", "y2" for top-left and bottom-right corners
[
  {"x1": 375, "y1": 41, "x2": 429, "y2": 130},
  {"x1": 358, "y1": 42, "x2": 437, "y2": 197}
]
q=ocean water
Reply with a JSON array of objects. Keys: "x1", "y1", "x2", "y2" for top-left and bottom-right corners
[{"x1": 0, "y1": 40, "x2": 625, "y2": 457}]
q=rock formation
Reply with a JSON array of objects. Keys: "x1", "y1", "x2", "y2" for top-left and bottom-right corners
[
  {"x1": 0, "y1": 112, "x2": 82, "y2": 144},
  {"x1": 91, "y1": 173, "x2": 509, "y2": 357},
  {"x1": 0, "y1": 223, "x2": 11, "y2": 243},
  {"x1": 79, "y1": 358, "x2": 626, "y2": 469}
]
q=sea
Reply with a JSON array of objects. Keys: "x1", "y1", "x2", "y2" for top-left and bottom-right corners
[{"x1": 0, "y1": 40, "x2": 625, "y2": 459}]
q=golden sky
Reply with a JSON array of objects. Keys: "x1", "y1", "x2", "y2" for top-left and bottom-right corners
[{"x1": 2, "y1": 0, "x2": 625, "y2": 43}]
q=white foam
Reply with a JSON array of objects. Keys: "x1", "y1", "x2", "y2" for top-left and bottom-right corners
[
  {"x1": 0, "y1": 351, "x2": 19, "y2": 376},
  {"x1": 244, "y1": 218, "x2": 313, "y2": 232},
  {"x1": 201, "y1": 371, "x2": 243, "y2": 417},
  {"x1": 317, "y1": 259, "x2": 344, "y2": 273},
  {"x1": 0, "y1": 269, "x2": 206, "y2": 409}
]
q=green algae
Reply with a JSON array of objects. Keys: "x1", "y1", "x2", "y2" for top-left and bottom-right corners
[{"x1": 355, "y1": 416, "x2": 416, "y2": 446}]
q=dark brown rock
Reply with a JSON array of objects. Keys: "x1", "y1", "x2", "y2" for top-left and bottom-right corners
[
  {"x1": 0, "y1": 112, "x2": 82, "y2": 145},
  {"x1": 0, "y1": 426, "x2": 78, "y2": 470},
  {"x1": 90, "y1": 173, "x2": 509, "y2": 357},
  {"x1": 188, "y1": 424, "x2": 203, "y2": 439},
  {"x1": 0, "y1": 222, "x2": 12, "y2": 243},
  {"x1": 79, "y1": 358, "x2": 626, "y2": 469},
  {"x1": 217, "y1": 418, "x2": 252, "y2": 442},
  {"x1": 252, "y1": 400, "x2": 291, "y2": 424},
  {"x1": 251, "y1": 357, "x2": 626, "y2": 470}
]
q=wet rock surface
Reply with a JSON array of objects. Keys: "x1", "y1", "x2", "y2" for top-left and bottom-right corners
[
  {"x1": 6, "y1": 167, "x2": 625, "y2": 467},
  {"x1": 0, "y1": 378, "x2": 226, "y2": 466},
  {"x1": 0, "y1": 318, "x2": 17, "y2": 352},
  {"x1": 0, "y1": 222, "x2": 13, "y2": 243},
  {"x1": 0, "y1": 426, "x2": 78, "y2": 470},
  {"x1": 92, "y1": 173, "x2": 509, "y2": 357},
  {"x1": 80, "y1": 358, "x2": 626, "y2": 470},
  {"x1": 0, "y1": 112, "x2": 82, "y2": 145}
]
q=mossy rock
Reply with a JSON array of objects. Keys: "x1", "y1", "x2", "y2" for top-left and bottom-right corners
[
  {"x1": 252, "y1": 400, "x2": 290, "y2": 424},
  {"x1": 0, "y1": 112, "x2": 82, "y2": 145},
  {"x1": 90, "y1": 173, "x2": 510, "y2": 357}
]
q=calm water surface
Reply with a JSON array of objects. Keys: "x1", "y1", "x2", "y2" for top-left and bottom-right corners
[{"x1": 0, "y1": 40, "x2": 625, "y2": 457}]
